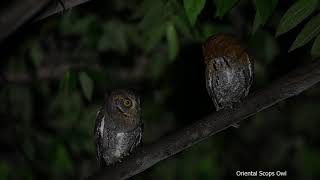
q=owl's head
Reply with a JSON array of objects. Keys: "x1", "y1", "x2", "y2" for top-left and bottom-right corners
[
  {"x1": 106, "y1": 89, "x2": 141, "y2": 127},
  {"x1": 202, "y1": 34, "x2": 250, "y2": 65}
]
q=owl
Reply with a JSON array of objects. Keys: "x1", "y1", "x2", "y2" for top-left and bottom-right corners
[
  {"x1": 94, "y1": 89, "x2": 142, "y2": 166},
  {"x1": 203, "y1": 34, "x2": 253, "y2": 111}
]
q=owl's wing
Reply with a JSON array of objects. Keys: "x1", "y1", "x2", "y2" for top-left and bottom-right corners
[
  {"x1": 246, "y1": 57, "x2": 254, "y2": 94},
  {"x1": 94, "y1": 108, "x2": 105, "y2": 166},
  {"x1": 241, "y1": 57, "x2": 254, "y2": 96},
  {"x1": 108, "y1": 124, "x2": 142, "y2": 159},
  {"x1": 205, "y1": 59, "x2": 224, "y2": 110},
  {"x1": 129, "y1": 123, "x2": 143, "y2": 152},
  {"x1": 131, "y1": 124, "x2": 143, "y2": 151}
]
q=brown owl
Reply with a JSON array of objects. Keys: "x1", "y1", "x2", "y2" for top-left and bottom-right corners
[
  {"x1": 203, "y1": 34, "x2": 254, "y2": 111},
  {"x1": 94, "y1": 89, "x2": 142, "y2": 166}
]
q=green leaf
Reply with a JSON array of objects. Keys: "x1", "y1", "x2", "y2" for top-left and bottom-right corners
[
  {"x1": 311, "y1": 34, "x2": 320, "y2": 56},
  {"x1": 60, "y1": 71, "x2": 70, "y2": 93},
  {"x1": 166, "y1": 23, "x2": 179, "y2": 61},
  {"x1": 30, "y1": 42, "x2": 44, "y2": 67},
  {"x1": 60, "y1": 14, "x2": 97, "y2": 35},
  {"x1": 138, "y1": 0, "x2": 165, "y2": 30},
  {"x1": 144, "y1": 24, "x2": 166, "y2": 52},
  {"x1": 213, "y1": 0, "x2": 239, "y2": 18},
  {"x1": 200, "y1": 23, "x2": 230, "y2": 40},
  {"x1": 183, "y1": 0, "x2": 206, "y2": 25},
  {"x1": 253, "y1": 0, "x2": 278, "y2": 33},
  {"x1": 52, "y1": 144, "x2": 73, "y2": 176},
  {"x1": 276, "y1": 0, "x2": 318, "y2": 36},
  {"x1": 138, "y1": 0, "x2": 166, "y2": 51},
  {"x1": 168, "y1": 0, "x2": 193, "y2": 38},
  {"x1": 301, "y1": 146, "x2": 320, "y2": 176},
  {"x1": 79, "y1": 72, "x2": 94, "y2": 101},
  {"x1": 173, "y1": 15, "x2": 192, "y2": 38},
  {"x1": 60, "y1": 71, "x2": 77, "y2": 94},
  {"x1": 98, "y1": 21, "x2": 128, "y2": 53},
  {"x1": 0, "y1": 162, "x2": 10, "y2": 180},
  {"x1": 249, "y1": 31, "x2": 279, "y2": 63},
  {"x1": 289, "y1": 13, "x2": 320, "y2": 52}
]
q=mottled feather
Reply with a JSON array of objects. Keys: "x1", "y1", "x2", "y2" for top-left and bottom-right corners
[
  {"x1": 203, "y1": 34, "x2": 254, "y2": 111},
  {"x1": 94, "y1": 90, "x2": 142, "y2": 166}
]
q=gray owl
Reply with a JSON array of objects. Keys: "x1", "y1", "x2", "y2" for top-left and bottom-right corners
[
  {"x1": 203, "y1": 34, "x2": 254, "y2": 111},
  {"x1": 94, "y1": 89, "x2": 142, "y2": 166}
]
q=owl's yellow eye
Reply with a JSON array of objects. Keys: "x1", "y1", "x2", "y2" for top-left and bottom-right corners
[{"x1": 123, "y1": 99, "x2": 132, "y2": 107}]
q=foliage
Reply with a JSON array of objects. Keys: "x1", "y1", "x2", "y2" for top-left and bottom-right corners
[
  {"x1": 276, "y1": 0, "x2": 318, "y2": 36},
  {"x1": 289, "y1": 13, "x2": 320, "y2": 52},
  {"x1": 183, "y1": 0, "x2": 206, "y2": 25},
  {"x1": 213, "y1": 0, "x2": 239, "y2": 19},
  {"x1": 311, "y1": 34, "x2": 320, "y2": 56},
  {"x1": 1, "y1": 0, "x2": 320, "y2": 180},
  {"x1": 79, "y1": 72, "x2": 94, "y2": 101},
  {"x1": 252, "y1": 0, "x2": 277, "y2": 33}
]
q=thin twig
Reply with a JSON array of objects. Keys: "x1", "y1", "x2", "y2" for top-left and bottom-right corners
[{"x1": 86, "y1": 60, "x2": 320, "y2": 180}]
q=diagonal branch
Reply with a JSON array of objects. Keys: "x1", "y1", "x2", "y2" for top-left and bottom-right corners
[
  {"x1": 0, "y1": 0, "x2": 90, "y2": 42},
  {"x1": 34, "y1": 0, "x2": 90, "y2": 21},
  {"x1": 0, "y1": 0, "x2": 51, "y2": 42},
  {"x1": 86, "y1": 60, "x2": 320, "y2": 180}
]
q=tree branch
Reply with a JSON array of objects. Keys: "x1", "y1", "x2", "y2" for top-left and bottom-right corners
[
  {"x1": 0, "y1": 63, "x2": 100, "y2": 84},
  {"x1": 0, "y1": 0, "x2": 50, "y2": 42},
  {"x1": 0, "y1": 0, "x2": 90, "y2": 42},
  {"x1": 1, "y1": 55, "x2": 148, "y2": 84},
  {"x1": 86, "y1": 60, "x2": 320, "y2": 180},
  {"x1": 34, "y1": 0, "x2": 90, "y2": 21}
]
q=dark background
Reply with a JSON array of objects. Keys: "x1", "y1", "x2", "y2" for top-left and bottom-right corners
[{"x1": 0, "y1": 0, "x2": 320, "y2": 179}]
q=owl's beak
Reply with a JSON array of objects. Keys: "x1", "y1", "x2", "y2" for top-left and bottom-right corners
[{"x1": 116, "y1": 106, "x2": 130, "y2": 117}]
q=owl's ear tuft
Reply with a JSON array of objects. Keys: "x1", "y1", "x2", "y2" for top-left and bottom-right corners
[{"x1": 128, "y1": 88, "x2": 139, "y2": 96}]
